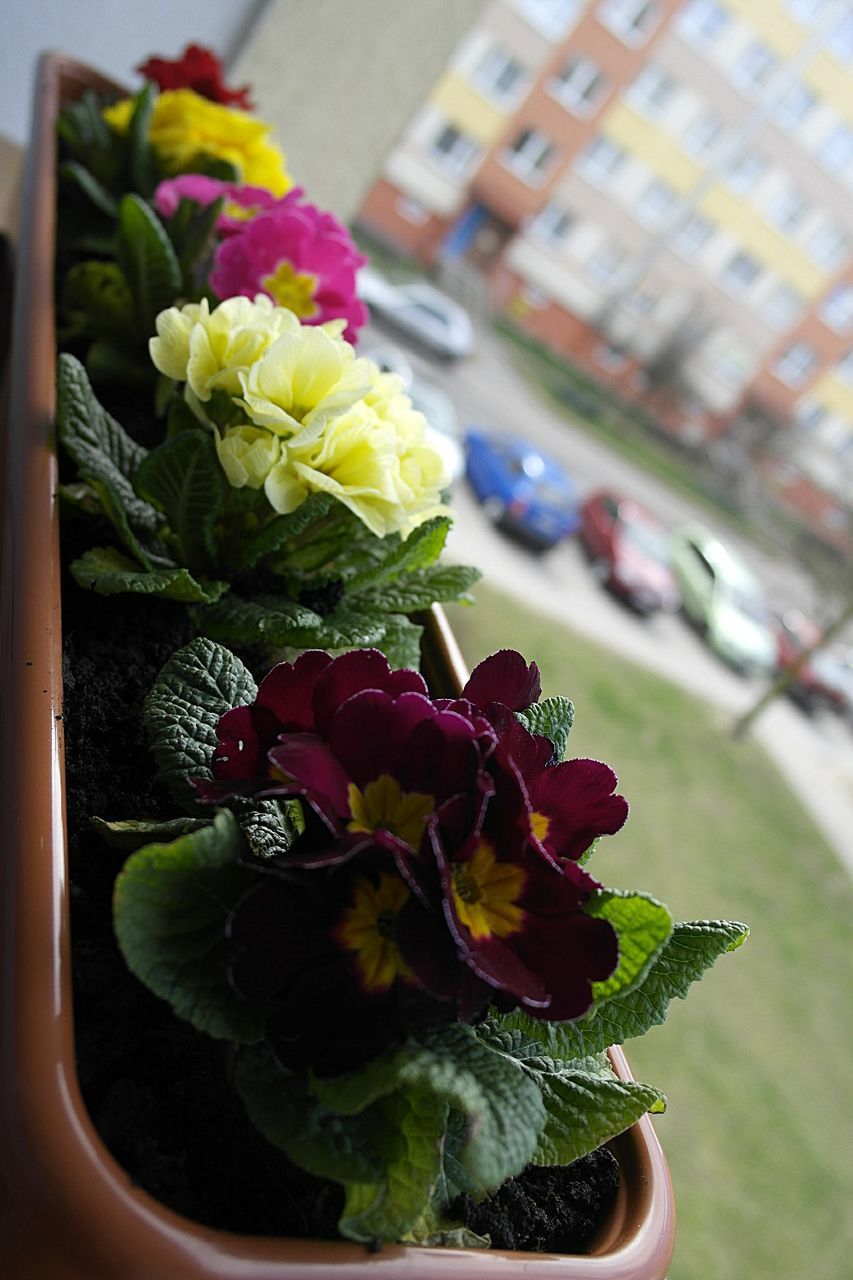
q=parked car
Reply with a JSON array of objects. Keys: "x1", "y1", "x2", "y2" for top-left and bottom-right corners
[
  {"x1": 579, "y1": 489, "x2": 680, "y2": 615},
  {"x1": 408, "y1": 376, "x2": 465, "y2": 488},
  {"x1": 358, "y1": 266, "x2": 474, "y2": 360},
  {"x1": 669, "y1": 524, "x2": 777, "y2": 675},
  {"x1": 465, "y1": 429, "x2": 580, "y2": 550},
  {"x1": 775, "y1": 610, "x2": 853, "y2": 716}
]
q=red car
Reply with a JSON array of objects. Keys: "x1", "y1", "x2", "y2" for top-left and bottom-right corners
[
  {"x1": 775, "y1": 611, "x2": 853, "y2": 715},
  {"x1": 579, "y1": 489, "x2": 680, "y2": 615}
]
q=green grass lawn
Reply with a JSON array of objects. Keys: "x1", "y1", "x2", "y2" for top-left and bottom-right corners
[{"x1": 444, "y1": 584, "x2": 853, "y2": 1280}]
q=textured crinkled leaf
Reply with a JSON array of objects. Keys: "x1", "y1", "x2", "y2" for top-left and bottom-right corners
[
  {"x1": 357, "y1": 564, "x2": 480, "y2": 613},
  {"x1": 113, "y1": 810, "x2": 261, "y2": 1042},
  {"x1": 116, "y1": 193, "x2": 181, "y2": 334},
  {"x1": 586, "y1": 889, "x2": 673, "y2": 1003},
  {"x1": 346, "y1": 518, "x2": 450, "y2": 591},
  {"x1": 71, "y1": 547, "x2": 228, "y2": 603},
  {"x1": 315, "y1": 1022, "x2": 544, "y2": 1192},
  {"x1": 242, "y1": 492, "x2": 336, "y2": 570},
  {"x1": 143, "y1": 637, "x2": 257, "y2": 802},
  {"x1": 516, "y1": 696, "x2": 575, "y2": 762},
  {"x1": 498, "y1": 919, "x2": 749, "y2": 1060},
  {"x1": 338, "y1": 1089, "x2": 449, "y2": 1243},
  {"x1": 230, "y1": 797, "x2": 302, "y2": 860},
  {"x1": 56, "y1": 353, "x2": 158, "y2": 534},
  {"x1": 234, "y1": 1042, "x2": 382, "y2": 1185},
  {"x1": 134, "y1": 430, "x2": 226, "y2": 575},
  {"x1": 89, "y1": 478, "x2": 168, "y2": 570},
  {"x1": 190, "y1": 593, "x2": 328, "y2": 648},
  {"x1": 91, "y1": 814, "x2": 209, "y2": 853},
  {"x1": 375, "y1": 614, "x2": 423, "y2": 671}
]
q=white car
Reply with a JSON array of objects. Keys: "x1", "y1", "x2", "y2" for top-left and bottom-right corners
[{"x1": 358, "y1": 268, "x2": 474, "y2": 361}]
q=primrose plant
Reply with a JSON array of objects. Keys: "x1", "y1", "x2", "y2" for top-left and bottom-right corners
[
  {"x1": 56, "y1": 298, "x2": 478, "y2": 665},
  {"x1": 104, "y1": 641, "x2": 748, "y2": 1246}
]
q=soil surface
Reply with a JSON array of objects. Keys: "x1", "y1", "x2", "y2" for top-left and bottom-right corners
[{"x1": 60, "y1": 469, "x2": 620, "y2": 1252}]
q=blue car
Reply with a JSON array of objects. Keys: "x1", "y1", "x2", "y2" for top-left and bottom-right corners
[{"x1": 465, "y1": 429, "x2": 580, "y2": 550}]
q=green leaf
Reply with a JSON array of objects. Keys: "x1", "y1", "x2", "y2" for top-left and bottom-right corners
[
  {"x1": 134, "y1": 430, "x2": 226, "y2": 575},
  {"x1": 376, "y1": 614, "x2": 423, "y2": 670},
  {"x1": 357, "y1": 563, "x2": 481, "y2": 613},
  {"x1": 92, "y1": 814, "x2": 210, "y2": 853},
  {"x1": 89, "y1": 478, "x2": 161, "y2": 569},
  {"x1": 127, "y1": 82, "x2": 157, "y2": 196},
  {"x1": 235, "y1": 1042, "x2": 383, "y2": 1186},
  {"x1": 516, "y1": 696, "x2": 575, "y2": 762},
  {"x1": 71, "y1": 546, "x2": 228, "y2": 603},
  {"x1": 586, "y1": 889, "x2": 673, "y2": 1004},
  {"x1": 56, "y1": 353, "x2": 158, "y2": 536},
  {"x1": 230, "y1": 797, "x2": 302, "y2": 860},
  {"x1": 346, "y1": 518, "x2": 451, "y2": 592},
  {"x1": 175, "y1": 195, "x2": 225, "y2": 286},
  {"x1": 499, "y1": 919, "x2": 749, "y2": 1060},
  {"x1": 241, "y1": 492, "x2": 336, "y2": 570},
  {"x1": 338, "y1": 1089, "x2": 449, "y2": 1244},
  {"x1": 58, "y1": 161, "x2": 118, "y2": 217},
  {"x1": 116, "y1": 193, "x2": 182, "y2": 336},
  {"x1": 315, "y1": 1023, "x2": 545, "y2": 1192},
  {"x1": 191, "y1": 593, "x2": 387, "y2": 652},
  {"x1": 143, "y1": 637, "x2": 257, "y2": 802},
  {"x1": 113, "y1": 809, "x2": 262, "y2": 1042}
]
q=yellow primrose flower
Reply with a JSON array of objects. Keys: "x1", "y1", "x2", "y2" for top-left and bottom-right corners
[
  {"x1": 238, "y1": 325, "x2": 376, "y2": 439},
  {"x1": 104, "y1": 89, "x2": 291, "y2": 194},
  {"x1": 215, "y1": 425, "x2": 281, "y2": 490},
  {"x1": 150, "y1": 295, "x2": 297, "y2": 402}
]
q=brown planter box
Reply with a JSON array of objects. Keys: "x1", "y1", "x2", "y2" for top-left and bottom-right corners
[{"x1": 0, "y1": 53, "x2": 675, "y2": 1279}]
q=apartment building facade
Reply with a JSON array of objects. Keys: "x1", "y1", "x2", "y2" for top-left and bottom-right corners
[{"x1": 356, "y1": 0, "x2": 853, "y2": 548}]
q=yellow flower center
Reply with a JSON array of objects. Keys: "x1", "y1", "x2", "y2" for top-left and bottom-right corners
[
  {"x1": 261, "y1": 260, "x2": 319, "y2": 318},
  {"x1": 347, "y1": 775, "x2": 434, "y2": 849},
  {"x1": 451, "y1": 842, "x2": 525, "y2": 941},
  {"x1": 224, "y1": 200, "x2": 261, "y2": 222},
  {"x1": 530, "y1": 810, "x2": 550, "y2": 844},
  {"x1": 335, "y1": 873, "x2": 413, "y2": 992}
]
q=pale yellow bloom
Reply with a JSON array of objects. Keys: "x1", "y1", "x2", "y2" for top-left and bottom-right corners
[
  {"x1": 150, "y1": 296, "x2": 297, "y2": 402},
  {"x1": 214, "y1": 425, "x2": 281, "y2": 490},
  {"x1": 104, "y1": 89, "x2": 291, "y2": 195}
]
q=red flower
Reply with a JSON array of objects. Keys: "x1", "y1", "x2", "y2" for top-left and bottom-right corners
[{"x1": 137, "y1": 44, "x2": 254, "y2": 110}]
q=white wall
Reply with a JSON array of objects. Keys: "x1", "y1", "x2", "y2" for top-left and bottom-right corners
[{"x1": 1, "y1": 0, "x2": 262, "y2": 145}]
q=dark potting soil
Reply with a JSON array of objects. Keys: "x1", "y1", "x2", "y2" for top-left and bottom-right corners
[{"x1": 61, "y1": 500, "x2": 620, "y2": 1253}]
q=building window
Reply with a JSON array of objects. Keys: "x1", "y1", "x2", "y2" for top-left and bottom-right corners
[
  {"x1": 503, "y1": 127, "x2": 557, "y2": 183},
  {"x1": 430, "y1": 123, "x2": 481, "y2": 177},
  {"x1": 820, "y1": 124, "x2": 853, "y2": 176},
  {"x1": 514, "y1": 0, "x2": 581, "y2": 38},
  {"x1": 636, "y1": 177, "x2": 678, "y2": 228},
  {"x1": 768, "y1": 182, "x2": 811, "y2": 234},
  {"x1": 821, "y1": 285, "x2": 853, "y2": 333},
  {"x1": 598, "y1": 0, "x2": 660, "y2": 44},
  {"x1": 678, "y1": 0, "x2": 729, "y2": 45},
  {"x1": 586, "y1": 240, "x2": 626, "y2": 285},
  {"x1": 576, "y1": 135, "x2": 627, "y2": 184},
  {"x1": 774, "y1": 341, "x2": 817, "y2": 387},
  {"x1": 396, "y1": 195, "x2": 430, "y2": 226},
  {"x1": 551, "y1": 56, "x2": 607, "y2": 115},
  {"x1": 796, "y1": 398, "x2": 827, "y2": 432},
  {"x1": 674, "y1": 212, "x2": 714, "y2": 255},
  {"x1": 732, "y1": 40, "x2": 779, "y2": 95},
  {"x1": 625, "y1": 285, "x2": 659, "y2": 314},
  {"x1": 762, "y1": 283, "x2": 804, "y2": 331},
  {"x1": 725, "y1": 149, "x2": 768, "y2": 194},
  {"x1": 529, "y1": 201, "x2": 576, "y2": 246},
  {"x1": 774, "y1": 83, "x2": 817, "y2": 129},
  {"x1": 722, "y1": 250, "x2": 763, "y2": 293},
  {"x1": 627, "y1": 63, "x2": 678, "y2": 118},
  {"x1": 807, "y1": 220, "x2": 850, "y2": 272},
  {"x1": 474, "y1": 48, "x2": 527, "y2": 106},
  {"x1": 682, "y1": 107, "x2": 724, "y2": 158}
]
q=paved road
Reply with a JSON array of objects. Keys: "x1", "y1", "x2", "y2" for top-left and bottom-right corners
[{"x1": 363, "y1": 317, "x2": 853, "y2": 874}]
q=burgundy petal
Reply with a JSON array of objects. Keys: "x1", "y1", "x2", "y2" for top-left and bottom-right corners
[
  {"x1": 267, "y1": 733, "x2": 352, "y2": 818},
  {"x1": 327, "y1": 689, "x2": 436, "y2": 787},
  {"x1": 529, "y1": 760, "x2": 628, "y2": 861},
  {"x1": 462, "y1": 650, "x2": 541, "y2": 712},
  {"x1": 396, "y1": 709, "x2": 483, "y2": 803},
  {"x1": 311, "y1": 649, "x2": 426, "y2": 735},
  {"x1": 516, "y1": 912, "x2": 618, "y2": 1022},
  {"x1": 256, "y1": 650, "x2": 333, "y2": 730}
]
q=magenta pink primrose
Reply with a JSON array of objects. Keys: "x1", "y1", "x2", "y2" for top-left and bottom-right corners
[
  {"x1": 194, "y1": 649, "x2": 628, "y2": 1074},
  {"x1": 153, "y1": 178, "x2": 368, "y2": 340}
]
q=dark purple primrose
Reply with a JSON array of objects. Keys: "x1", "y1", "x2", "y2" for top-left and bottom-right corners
[{"x1": 192, "y1": 649, "x2": 628, "y2": 1074}]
